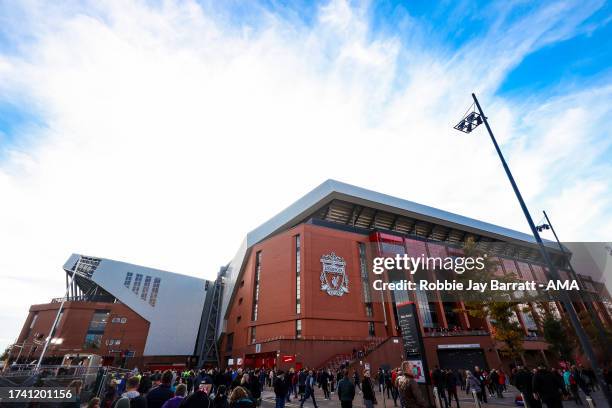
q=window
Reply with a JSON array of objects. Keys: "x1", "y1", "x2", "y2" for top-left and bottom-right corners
[
  {"x1": 132, "y1": 274, "x2": 143, "y2": 294},
  {"x1": 250, "y1": 326, "x2": 256, "y2": 344},
  {"x1": 84, "y1": 333, "x2": 103, "y2": 349},
  {"x1": 237, "y1": 316, "x2": 242, "y2": 323},
  {"x1": 252, "y1": 251, "x2": 262, "y2": 321},
  {"x1": 149, "y1": 278, "x2": 161, "y2": 306},
  {"x1": 226, "y1": 333, "x2": 234, "y2": 352},
  {"x1": 87, "y1": 310, "x2": 110, "y2": 333},
  {"x1": 368, "y1": 321, "x2": 375, "y2": 337},
  {"x1": 120, "y1": 317, "x2": 128, "y2": 324},
  {"x1": 359, "y1": 243, "x2": 373, "y2": 312},
  {"x1": 365, "y1": 303, "x2": 373, "y2": 317},
  {"x1": 141, "y1": 276, "x2": 152, "y2": 300},
  {"x1": 124, "y1": 272, "x2": 133, "y2": 288},
  {"x1": 296, "y1": 319, "x2": 302, "y2": 338},
  {"x1": 105, "y1": 339, "x2": 121, "y2": 346},
  {"x1": 238, "y1": 298, "x2": 243, "y2": 305},
  {"x1": 296, "y1": 235, "x2": 301, "y2": 314},
  {"x1": 30, "y1": 313, "x2": 38, "y2": 329},
  {"x1": 240, "y1": 280, "x2": 244, "y2": 287}
]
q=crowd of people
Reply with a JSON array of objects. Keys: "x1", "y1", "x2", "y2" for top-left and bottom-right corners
[
  {"x1": 91, "y1": 361, "x2": 428, "y2": 408},
  {"x1": 86, "y1": 361, "x2": 610, "y2": 408}
]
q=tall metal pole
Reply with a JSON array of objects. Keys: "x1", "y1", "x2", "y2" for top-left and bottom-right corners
[
  {"x1": 35, "y1": 256, "x2": 81, "y2": 371},
  {"x1": 542, "y1": 210, "x2": 612, "y2": 357},
  {"x1": 471, "y1": 93, "x2": 611, "y2": 405}
]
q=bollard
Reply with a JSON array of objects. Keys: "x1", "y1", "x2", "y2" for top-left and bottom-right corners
[{"x1": 471, "y1": 389, "x2": 481, "y2": 408}]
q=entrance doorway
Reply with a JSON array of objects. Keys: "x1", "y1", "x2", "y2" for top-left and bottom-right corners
[{"x1": 437, "y1": 348, "x2": 488, "y2": 371}]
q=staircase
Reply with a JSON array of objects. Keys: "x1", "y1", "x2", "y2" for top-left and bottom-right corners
[{"x1": 317, "y1": 337, "x2": 386, "y2": 371}]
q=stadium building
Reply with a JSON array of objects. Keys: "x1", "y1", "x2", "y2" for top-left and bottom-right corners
[
  {"x1": 216, "y1": 179, "x2": 612, "y2": 373},
  {"x1": 10, "y1": 180, "x2": 612, "y2": 374},
  {"x1": 10, "y1": 254, "x2": 211, "y2": 370}
]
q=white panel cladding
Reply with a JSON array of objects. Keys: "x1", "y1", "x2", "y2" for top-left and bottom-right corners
[{"x1": 65, "y1": 254, "x2": 207, "y2": 357}]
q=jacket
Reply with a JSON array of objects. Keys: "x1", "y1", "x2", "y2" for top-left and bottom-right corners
[
  {"x1": 396, "y1": 375, "x2": 427, "y2": 408},
  {"x1": 362, "y1": 377, "x2": 376, "y2": 402},
  {"x1": 273, "y1": 376, "x2": 288, "y2": 397},
  {"x1": 146, "y1": 384, "x2": 174, "y2": 408},
  {"x1": 161, "y1": 396, "x2": 184, "y2": 408},
  {"x1": 337, "y1": 378, "x2": 355, "y2": 402}
]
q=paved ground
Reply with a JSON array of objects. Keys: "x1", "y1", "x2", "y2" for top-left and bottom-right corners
[{"x1": 259, "y1": 384, "x2": 609, "y2": 408}]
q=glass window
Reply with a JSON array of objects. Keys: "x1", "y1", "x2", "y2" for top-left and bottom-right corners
[
  {"x1": 84, "y1": 333, "x2": 103, "y2": 349},
  {"x1": 87, "y1": 310, "x2": 110, "y2": 333},
  {"x1": 252, "y1": 251, "x2": 262, "y2": 321},
  {"x1": 368, "y1": 321, "x2": 375, "y2": 337},
  {"x1": 250, "y1": 326, "x2": 256, "y2": 344},
  {"x1": 149, "y1": 278, "x2": 161, "y2": 306},
  {"x1": 141, "y1": 276, "x2": 152, "y2": 300},
  {"x1": 296, "y1": 236, "x2": 301, "y2": 314},
  {"x1": 359, "y1": 243, "x2": 373, "y2": 316},
  {"x1": 30, "y1": 313, "x2": 38, "y2": 329},
  {"x1": 365, "y1": 303, "x2": 373, "y2": 317},
  {"x1": 132, "y1": 274, "x2": 143, "y2": 294},
  {"x1": 124, "y1": 272, "x2": 133, "y2": 288},
  {"x1": 296, "y1": 319, "x2": 302, "y2": 338}
]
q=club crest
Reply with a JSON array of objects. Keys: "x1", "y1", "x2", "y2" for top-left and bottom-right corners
[{"x1": 320, "y1": 252, "x2": 349, "y2": 296}]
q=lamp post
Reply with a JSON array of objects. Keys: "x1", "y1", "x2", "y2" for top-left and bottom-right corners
[
  {"x1": 455, "y1": 93, "x2": 611, "y2": 405},
  {"x1": 537, "y1": 211, "x2": 612, "y2": 358}
]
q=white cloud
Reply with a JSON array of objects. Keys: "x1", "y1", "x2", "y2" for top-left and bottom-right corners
[{"x1": 0, "y1": 0, "x2": 610, "y2": 351}]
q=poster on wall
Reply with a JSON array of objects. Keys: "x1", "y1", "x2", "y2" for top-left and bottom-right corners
[{"x1": 407, "y1": 359, "x2": 426, "y2": 384}]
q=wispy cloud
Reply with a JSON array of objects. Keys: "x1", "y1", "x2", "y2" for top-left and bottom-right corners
[{"x1": 0, "y1": 0, "x2": 610, "y2": 351}]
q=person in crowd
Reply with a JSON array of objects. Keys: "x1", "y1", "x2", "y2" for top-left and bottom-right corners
[
  {"x1": 139, "y1": 373, "x2": 153, "y2": 396},
  {"x1": 395, "y1": 362, "x2": 427, "y2": 408},
  {"x1": 299, "y1": 370, "x2": 318, "y2": 408},
  {"x1": 432, "y1": 366, "x2": 449, "y2": 408},
  {"x1": 147, "y1": 370, "x2": 175, "y2": 408},
  {"x1": 116, "y1": 376, "x2": 147, "y2": 408},
  {"x1": 515, "y1": 365, "x2": 541, "y2": 408},
  {"x1": 361, "y1": 370, "x2": 376, "y2": 408},
  {"x1": 180, "y1": 382, "x2": 212, "y2": 408},
  {"x1": 102, "y1": 383, "x2": 118, "y2": 408},
  {"x1": 229, "y1": 386, "x2": 255, "y2": 408},
  {"x1": 319, "y1": 369, "x2": 330, "y2": 400},
  {"x1": 532, "y1": 366, "x2": 563, "y2": 408},
  {"x1": 249, "y1": 369, "x2": 262, "y2": 406},
  {"x1": 352, "y1": 370, "x2": 361, "y2": 391},
  {"x1": 160, "y1": 384, "x2": 186, "y2": 408},
  {"x1": 284, "y1": 368, "x2": 294, "y2": 402},
  {"x1": 466, "y1": 370, "x2": 482, "y2": 402},
  {"x1": 377, "y1": 368, "x2": 384, "y2": 393},
  {"x1": 445, "y1": 369, "x2": 460, "y2": 408},
  {"x1": 337, "y1": 370, "x2": 356, "y2": 408},
  {"x1": 273, "y1": 371, "x2": 288, "y2": 408},
  {"x1": 473, "y1": 366, "x2": 488, "y2": 403},
  {"x1": 213, "y1": 385, "x2": 229, "y2": 408},
  {"x1": 298, "y1": 369, "x2": 307, "y2": 399},
  {"x1": 88, "y1": 397, "x2": 101, "y2": 408}
]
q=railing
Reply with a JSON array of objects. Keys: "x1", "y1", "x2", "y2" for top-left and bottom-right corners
[
  {"x1": 423, "y1": 328, "x2": 489, "y2": 337},
  {"x1": 255, "y1": 335, "x2": 387, "y2": 344}
]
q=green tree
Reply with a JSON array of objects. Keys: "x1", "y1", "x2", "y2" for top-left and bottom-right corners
[
  {"x1": 541, "y1": 315, "x2": 574, "y2": 361},
  {"x1": 456, "y1": 237, "x2": 526, "y2": 360}
]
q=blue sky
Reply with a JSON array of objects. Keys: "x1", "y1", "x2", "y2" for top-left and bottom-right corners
[{"x1": 0, "y1": 0, "x2": 610, "y2": 351}]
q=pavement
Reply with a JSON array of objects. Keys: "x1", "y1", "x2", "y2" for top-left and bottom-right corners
[{"x1": 259, "y1": 384, "x2": 609, "y2": 408}]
